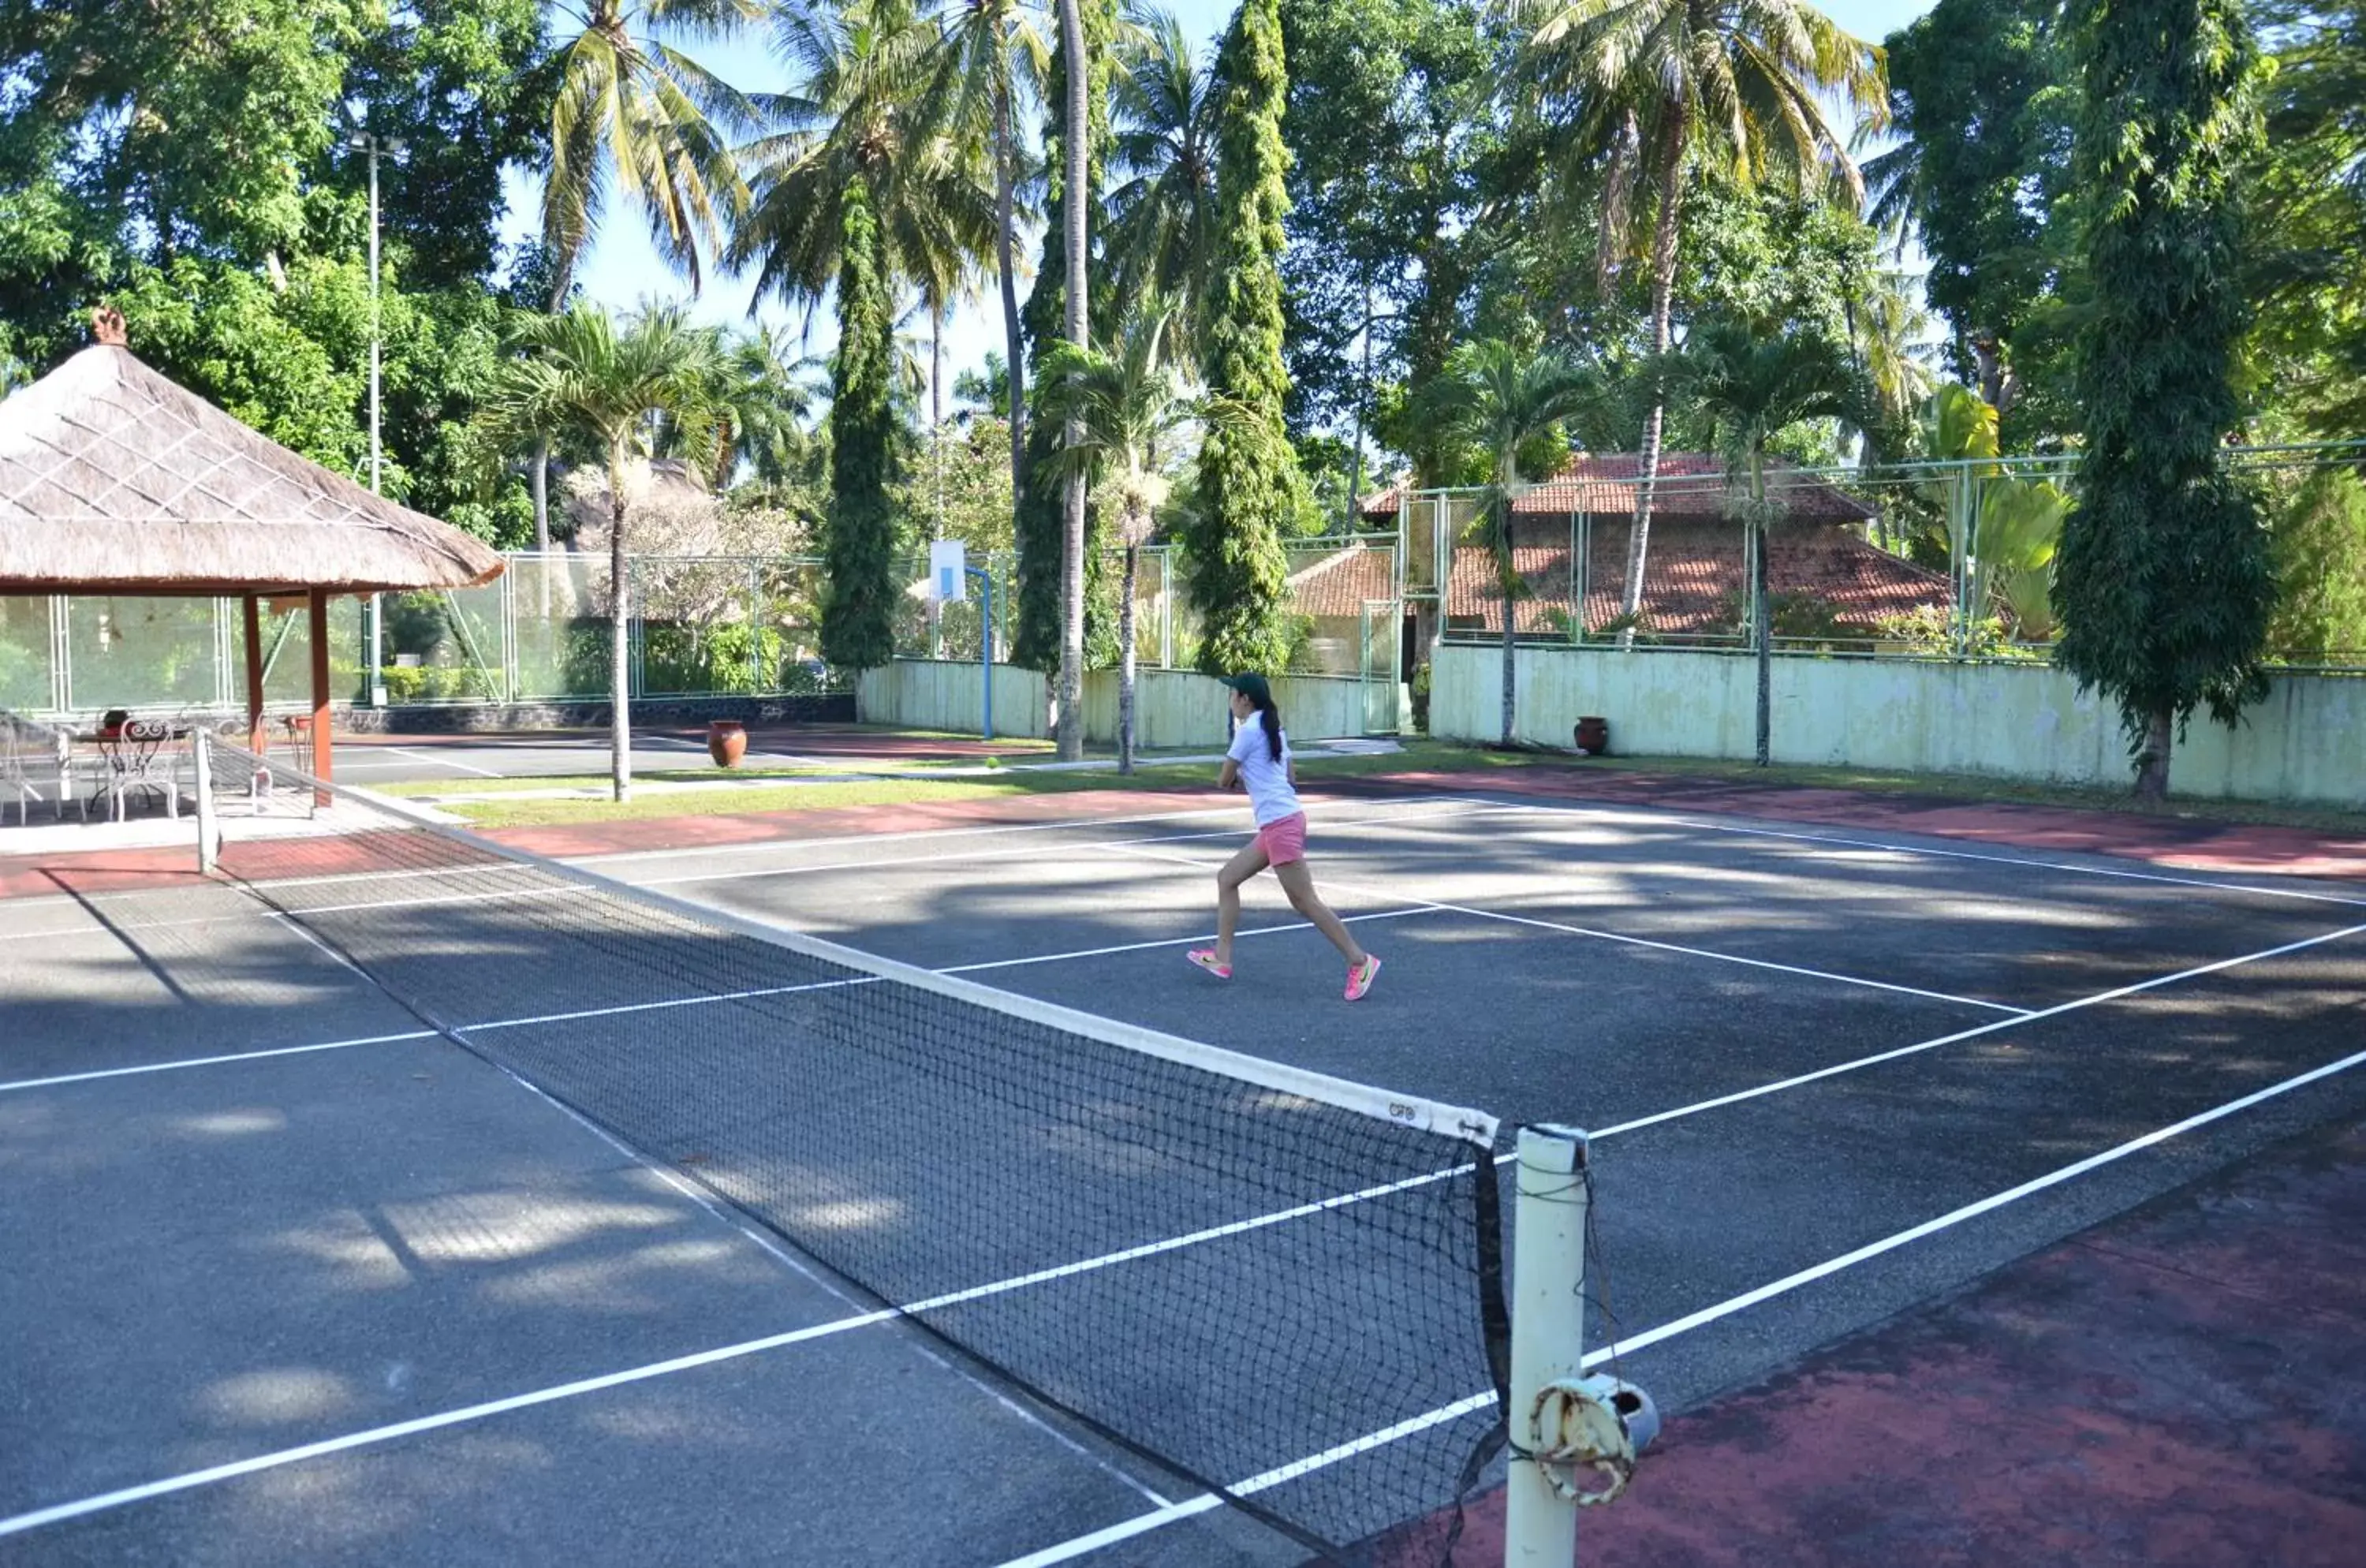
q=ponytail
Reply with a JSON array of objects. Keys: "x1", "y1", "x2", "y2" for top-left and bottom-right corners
[{"x1": 1257, "y1": 700, "x2": 1282, "y2": 763}]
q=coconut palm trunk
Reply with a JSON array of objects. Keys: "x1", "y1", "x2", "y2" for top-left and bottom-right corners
[
  {"x1": 1054, "y1": 0, "x2": 1090, "y2": 762},
  {"x1": 1621, "y1": 118, "x2": 1687, "y2": 648},
  {"x1": 607, "y1": 445, "x2": 633, "y2": 801},
  {"x1": 995, "y1": 80, "x2": 1027, "y2": 493}
]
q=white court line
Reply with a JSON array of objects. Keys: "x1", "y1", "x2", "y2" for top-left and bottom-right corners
[
  {"x1": 11, "y1": 919, "x2": 2364, "y2": 1542},
  {"x1": 1584, "y1": 917, "x2": 2366, "y2": 1139},
  {"x1": 993, "y1": 1029, "x2": 2366, "y2": 1566},
  {"x1": 566, "y1": 795, "x2": 1474, "y2": 868},
  {"x1": 0, "y1": 911, "x2": 1441, "y2": 1096},
  {"x1": 1459, "y1": 797, "x2": 2366, "y2": 910},
  {"x1": 384, "y1": 746, "x2": 503, "y2": 778},
  {"x1": 0, "y1": 1147, "x2": 1484, "y2": 1540},
  {"x1": 0, "y1": 801, "x2": 1487, "y2": 943},
  {"x1": 0, "y1": 1030, "x2": 440, "y2": 1094},
  {"x1": 1101, "y1": 842, "x2": 2032, "y2": 1017}
]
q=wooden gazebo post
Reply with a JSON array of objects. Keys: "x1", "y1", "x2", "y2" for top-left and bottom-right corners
[
  {"x1": 241, "y1": 596, "x2": 266, "y2": 756},
  {"x1": 1, "y1": 310, "x2": 505, "y2": 798},
  {"x1": 308, "y1": 590, "x2": 334, "y2": 786}
]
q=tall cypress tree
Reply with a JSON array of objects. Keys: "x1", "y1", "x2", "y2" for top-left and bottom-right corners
[
  {"x1": 1011, "y1": 0, "x2": 1118, "y2": 673},
  {"x1": 1188, "y1": 0, "x2": 1297, "y2": 674},
  {"x1": 822, "y1": 177, "x2": 898, "y2": 671},
  {"x1": 2052, "y1": 0, "x2": 2275, "y2": 798}
]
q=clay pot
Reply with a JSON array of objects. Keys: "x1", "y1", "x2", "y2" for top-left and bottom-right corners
[
  {"x1": 707, "y1": 719, "x2": 748, "y2": 768},
  {"x1": 1574, "y1": 716, "x2": 1610, "y2": 756}
]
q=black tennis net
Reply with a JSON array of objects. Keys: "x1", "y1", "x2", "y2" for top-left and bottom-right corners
[{"x1": 193, "y1": 734, "x2": 1510, "y2": 1562}]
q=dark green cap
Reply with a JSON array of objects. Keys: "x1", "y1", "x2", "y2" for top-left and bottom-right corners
[{"x1": 1218, "y1": 671, "x2": 1273, "y2": 706}]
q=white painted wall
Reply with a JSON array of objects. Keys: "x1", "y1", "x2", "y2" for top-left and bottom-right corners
[
  {"x1": 1430, "y1": 643, "x2": 2366, "y2": 808},
  {"x1": 857, "y1": 660, "x2": 1386, "y2": 749},
  {"x1": 855, "y1": 659, "x2": 1048, "y2": 738}
]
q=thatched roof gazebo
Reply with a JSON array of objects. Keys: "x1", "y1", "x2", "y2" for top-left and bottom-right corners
[{"x1": 0, "y1": 311, "x2": 502, "y2": 780}]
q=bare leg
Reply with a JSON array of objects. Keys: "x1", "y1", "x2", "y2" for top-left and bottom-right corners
[
  {"x1": 1274, "y1": 860, "x2": 1368, "y2": 966},
  {"x1": 1214, "y1": 839, "x2": 1269, "y2": 967}
]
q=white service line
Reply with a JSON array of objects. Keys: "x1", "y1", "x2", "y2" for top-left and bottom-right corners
[
  {"x1": 0, "y1": 910, "x2": 1437, "y2": 1096},
  {"x1": 566, "y1": 794, "x2": 1476, "y2": 868},
  {"x1": 627, "y1": 802, "x2": 1488, "y2": 892},
  {"x1": 0, "y1": 1029, "x2": 440, "y2": 1094},
  {"x1": 1461, "y1": 797, "x2": 2366, "y2": 910},
  {"x1": 13, "y1": 921, "x2": 2364, "y2": 1544},
  {"x1": 0, "y1": 1146, "x2": 1484, "y2": 1540},
  {"x1": 1587, "y1": 917, "x2": 2366, "y2": 1139},
  {"x1": 384, "y1": 746, "x2": 504, "y2": 778},
  {"x1": 1100, "y1": 842, "x2": 2033, "y2": 1017},
  {"x1": 992, "y1": 1029, "x2": 2366, "y2": 1566},
  {"x1": 0, "y1": 801, "x2": 1487, "y2": 945}
]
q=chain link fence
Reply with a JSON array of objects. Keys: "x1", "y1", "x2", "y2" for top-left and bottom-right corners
[{"x1": 1414, "y1": 443, "x2": 2366, "y2": 670}]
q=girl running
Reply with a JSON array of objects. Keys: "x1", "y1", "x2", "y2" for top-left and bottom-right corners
[{"x1": 1188, "y1": 673, "x2": 1383, "y2": 1001}]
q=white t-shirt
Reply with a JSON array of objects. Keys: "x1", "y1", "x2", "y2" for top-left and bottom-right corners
[{"x1": 1227, "y1": 719, "x2": 1300, "y2": 826}]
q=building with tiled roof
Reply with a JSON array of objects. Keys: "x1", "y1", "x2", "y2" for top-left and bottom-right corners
[{"x1": 1359, "y1": 454, "x2": 1949, "y2": 640}]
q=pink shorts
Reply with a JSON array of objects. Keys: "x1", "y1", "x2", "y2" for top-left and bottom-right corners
[{"x1": 1257, "y1": 812, "x2": 1308, "y2": 866}]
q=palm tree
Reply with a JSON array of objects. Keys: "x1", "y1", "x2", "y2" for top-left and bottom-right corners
[
  {"x1": 1420, "y1": 342, "x2": 1599, "y2": 746},
  {"x1": 734, "y1": 0, "x2": 995, "y2": 311},
  {"x1": 532, "y1": 0, "x2": 763, "y2": 550},
  {"x1": 1106, "y1": 7, "x2": 1220, "y2": 346},
  {"x1": 955, "y1": 351, "x2": 1013, "y2": 417},
  {"x1": 1052, "y1": 0, "x2": 1092, "y2": 761},
  {"x1": 1850, "y1": 267, "x2": 1935, "y2": 464},
  {"x1": 734, "y1": 0, "x2": 996, "y2": 671},
  {"x1": 664, "y1": 323, "x2": 816, "y2": 495},
  {"x1": 483, "y1": 304, "x2": 725, "y2": 800},
  {"x1": 1664, "y1": 315, "x2": 1864, "y2": 764},
  {"x1": 930, "y1": 0, "x2": 1050, "y2": 513},
  {"x1": 1518, "y1": 0, "x2": 1886, "y2": 644},
  {"x1": 1036, "y1": 297, "x2": 1233, "y2": 771}
]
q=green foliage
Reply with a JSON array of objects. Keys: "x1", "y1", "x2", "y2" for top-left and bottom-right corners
[
  {"x1": 2053, "y1": 0, "x2": 2276, "y2": 772},
  {"x1": 1185, "y1": 0, "x2": 1297, "y2": 675},
  {"x1": 1277, "y1": 0, "x2": 1498, "y2": 460},
  {"x1": 823, "y1": 180, "x2": 901, "y2": 672},
  {"x1": 540, "y1": 0, "x2": 760, "y2": 297},
  {"x1": 901, "y1": 416, "x2": 1019, "y2": 555},
  {"x1": 2243, "y1": 2, "x2": 2366, "y2": 435},
  {"x1": 1011, "y1": 0, "x2": 1118, "y2": 671},
  {"x1": 1108, "y1": 9, "x2": 1221, "y2": 349},
  {"x1": 1975, "y1": 475, "x2": 2070, "y2": 640},
  {"x1": 2263, "y1": 465, "x2": 2366, "y2": 662},
  {"x1": 1870, "y1": 0, "x2": 2077, "y2": 427}
]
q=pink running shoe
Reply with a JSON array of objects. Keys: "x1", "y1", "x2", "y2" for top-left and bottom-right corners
[
  {"x1": 1186, "y1": 949, "x2": 1233, "y2": 980},
  {"x1": 1344, "y1": 954, "x2": 1382, "y2": 1001}
]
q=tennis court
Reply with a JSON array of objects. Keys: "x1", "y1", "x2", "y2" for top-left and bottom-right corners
[{"x1": 4, "y1": 759, "x2": 2363, "y2": 1566}]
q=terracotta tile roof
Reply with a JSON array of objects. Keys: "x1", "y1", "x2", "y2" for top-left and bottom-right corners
[
  {"x1": 1361, "y1": 453, "x2": 1878, "y2": 525},
  {"x1": 1441, "y1": 517, "x2": 1952, "y2": 636},
  {"x1": 1284, "y1": 544, "x2": 1398, "y2": 619}
]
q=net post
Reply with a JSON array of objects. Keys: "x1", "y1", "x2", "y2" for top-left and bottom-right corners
[
  {"x1": 192, "y1": 728, "x2": 218, "y2": 874},
  {"x1": 1505, "y1": 1123, "x2": 1588, "y2": 1566}
]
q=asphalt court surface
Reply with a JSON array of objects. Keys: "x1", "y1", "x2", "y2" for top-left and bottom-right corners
[{"x1": 4, "y1": 787, "x2": 2364, "y2": 1565}]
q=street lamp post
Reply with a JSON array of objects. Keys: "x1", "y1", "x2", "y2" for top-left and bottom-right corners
[{"x1": 352, "y1": 129, "x2": 406, "y2": 706}]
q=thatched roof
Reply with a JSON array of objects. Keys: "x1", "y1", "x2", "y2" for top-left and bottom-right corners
[{"x1": 0, "y1": 331, "x2": 503, "y2": 595}]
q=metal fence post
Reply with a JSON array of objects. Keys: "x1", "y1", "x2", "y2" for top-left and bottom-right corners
[
  {"x1": 748, "y1": 563, "x2": 764, "y2": 693},
  {"x1": 1505, "y1": 1125, "x2": 1588, "y2": 1564}
]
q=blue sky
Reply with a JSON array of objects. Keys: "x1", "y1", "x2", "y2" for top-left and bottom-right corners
[{"x1": 498, "y1": 0, "x2": 1935, "y2": 389}]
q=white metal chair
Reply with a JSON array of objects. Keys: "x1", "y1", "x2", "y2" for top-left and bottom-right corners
[
  {"x1": 101, "y1": 716, "x2": 185, "y2": 821},
  {"x1": 1, "y1": 714, "x2": 84, "y2": 826}
]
